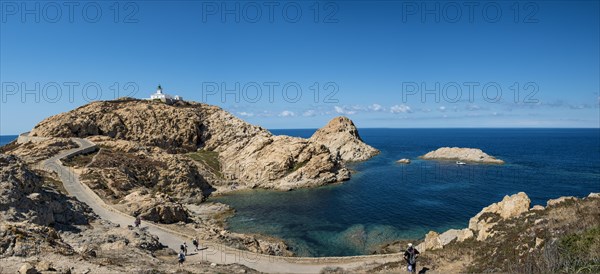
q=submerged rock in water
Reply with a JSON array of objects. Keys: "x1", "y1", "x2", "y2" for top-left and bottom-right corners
[{"x1": 339, "y1": 224, "x2": 368, "y2": 250}]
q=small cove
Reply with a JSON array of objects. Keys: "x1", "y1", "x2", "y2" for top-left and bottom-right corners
[{"x1": 210, "y1": 128, "x2": 600, "y2": 256}]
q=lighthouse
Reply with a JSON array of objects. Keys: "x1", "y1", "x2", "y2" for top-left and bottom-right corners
[{"x1": 149, "y1": 84, "x2": 183, "y2": 103}]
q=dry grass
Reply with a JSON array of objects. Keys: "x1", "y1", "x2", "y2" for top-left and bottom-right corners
[{"x1": 187, "y1": 150, "x2": 222, "y2": 178}]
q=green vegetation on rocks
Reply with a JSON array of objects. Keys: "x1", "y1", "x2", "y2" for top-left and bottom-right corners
[{"x1": 187, "y1": 150, "x2": 222, "y2": 178}]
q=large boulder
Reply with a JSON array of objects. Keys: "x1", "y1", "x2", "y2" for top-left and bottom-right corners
[
  {"x1": 468, "y1": 192, "x2": 531, "y2": 240},
  {"x1": 118, "y1": 192, "x2": 189, "y2": 224},
  {"x1": 417, "y1": 228, "x2": 474, "y2": 251}
]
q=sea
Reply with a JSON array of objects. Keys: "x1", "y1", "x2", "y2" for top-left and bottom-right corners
[
  {"x1": 2, "y1": 129, "x2": 599, "y2": 257},
  {"x1": 210, "y1": 129, "x2": 600, "y2": 257},
  {"x1": 0, "y1": 135, "x2": 18, "y2": 147}
]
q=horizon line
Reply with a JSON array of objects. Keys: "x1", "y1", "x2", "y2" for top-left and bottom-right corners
[{"x1": 2, "y1": 127, "x2": 600, "y2": 136}]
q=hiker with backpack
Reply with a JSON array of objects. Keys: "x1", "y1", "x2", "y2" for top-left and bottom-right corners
[
  {"x1": 178, "y1": 251, "x2": 186, "y2": 267},
  {"x1": 180, "y1": 243, "x2": 187, "y2": 256},
  {"x1": 134, "y1": 216, "x2": 141, "y2": 228},
  {"x1": 403, "y1": 243, "x2": 420, "y2": 273},
  {"x1": 192, "y1": 238, "x2": 200, "y2": 252}
]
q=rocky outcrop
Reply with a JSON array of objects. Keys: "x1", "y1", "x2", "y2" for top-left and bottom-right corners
[
  {"x1": 417, "y1": 229, "x2": 474, "y2": 251},
  {"x1": 546, "y1": 196, "x2": 577, "y2": 207},
  {"x1": 29, "y1": 99, "x2": 376, "y2": 191},
  {"x1": 222, "y1": 232, "x2": 293, "y2": 256},
  {"x1": 0, "y1": 154, "x2": 93, "y2": 227},
  {"x1": 468, "y1": 192, "x2": 530, "y2": 240},
  {"x1": 421, "y1": 147, "x2": 504, "y2": 164},
  {"x1": 396, "y1": 158, "x2": 410, "y2": 164},
  {"x1": 417, "y1": 192, "x2": 531, "y2": 251},
  {"x1": 79, "y1": 145, "x2": 213, "y2": 203},
  {"x1": 1, "y1": 138, "x2": 77, "y2": 165},
  {"x1": 310, "y1": 116, "x2": 379, "y2": 162},
  {"x1": 0, "y1": 223, "x2": 74, "y2": 258},
  {"x1": 117, "y1": 191, "x2": 189, "y2": 224}
]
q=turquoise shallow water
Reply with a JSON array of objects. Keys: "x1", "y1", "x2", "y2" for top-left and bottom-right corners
[{"x1": 211, "y1": 128, "x2": 600, "y2": 257}]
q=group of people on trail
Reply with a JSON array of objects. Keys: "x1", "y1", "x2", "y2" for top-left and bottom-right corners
[
  {"x1": 132, "y1": 215, "x2": 205, "y2": 268},
  {"x1": 134, "y1": 207, "x2": 421, "y2": 271},
  {"x1": 403, "y1": 243, "x2": 420, "y2": 273},
  {"x1": 178, "y1": 238, "x2": 201, "y2": 267}
]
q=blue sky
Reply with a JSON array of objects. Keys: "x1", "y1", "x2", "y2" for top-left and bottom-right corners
[{"x1": 1, "y1": 1, "x2": 599, "y2": 134}]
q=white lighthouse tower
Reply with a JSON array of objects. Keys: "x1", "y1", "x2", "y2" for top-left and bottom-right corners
[{"x1": 149, "y1": 84, "x2": 182, "y2": 103}]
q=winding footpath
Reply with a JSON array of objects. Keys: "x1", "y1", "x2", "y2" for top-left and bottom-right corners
[{"x1": 38, "y1": 137, "x2": 401, "y2": 273}]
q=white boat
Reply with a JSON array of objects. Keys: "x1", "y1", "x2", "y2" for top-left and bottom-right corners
[{"x1": 456, "y1": 161, "x2": 466, "y2": 165}]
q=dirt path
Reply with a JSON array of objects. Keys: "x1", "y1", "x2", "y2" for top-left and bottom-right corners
[{"x1": 40, "y1": 137, "x2": 402, "y2": 273}]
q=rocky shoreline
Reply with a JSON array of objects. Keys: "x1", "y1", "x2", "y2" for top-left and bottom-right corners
[
  {"x1": 371, "y1": 192, "x2": 600, "y2": 273},
  {"x1": 2, "y1": 98, "x2": 598, "y2": 273}
]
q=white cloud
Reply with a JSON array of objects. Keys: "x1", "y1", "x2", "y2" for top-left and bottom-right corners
[
  {"x1": 438, "y1": 106, "x2": 446, "y2": 112},
  {"x1": 334, "y1": 106, "x2": 357, "y2": 115},
  {"x1": 237, "y1": 111, "x2": 254, "y2": 117},
  {"x1": 302, "y1": 109, "x2": 317, "y2": 117},
  {"x1": 368, "y1": 103, "x2": 385, "y2": 112},
  {"x1": 278, "y1": 110, "x2": 296, "y2": 117},
  {"x1": 390, "y1": 104, "x2": 412, "y2": 113}
]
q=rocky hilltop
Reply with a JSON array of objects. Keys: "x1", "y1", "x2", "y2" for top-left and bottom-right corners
[
  {"x1": 310, "y1": 116, "x2": 379, "y2": 161},
  {"x1": 421, "y1": 147, "x2": 504, "y2": 164},
  {"x1": 30, "y1": 98, "x2": 377, "y2": 191}
]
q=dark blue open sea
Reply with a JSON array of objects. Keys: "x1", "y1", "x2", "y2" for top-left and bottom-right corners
[
  {"x1": 0, "y1": 135, "x2": 18, "y2": 146},
  {"x1": 211, "y1": 128, "x2": 600, "y2": 257}
]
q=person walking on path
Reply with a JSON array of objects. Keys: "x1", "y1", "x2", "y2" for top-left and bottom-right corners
[
  {"x1": 192, "y1": 238, "x2": 200, "y2": 252},
  {"x1": 134, "y1": 216, "x2": 141, "y2": 228},
  {"x1": 178, "y1": 251, "x2": 186, "y2": 267},
  {"x1": 403, "y1": 243, "x2": 420, "y2": 273}
]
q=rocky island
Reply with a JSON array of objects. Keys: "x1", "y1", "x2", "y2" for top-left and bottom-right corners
[
  {"x1": 29, "y1": 98, "x2": 377, "y2": 192},
  {"x1": 1, "y1": 98, "x2": 384, "y2": 273},
  {"x1": 421, "y1": 147, "x2": 505, "y2": 164}
]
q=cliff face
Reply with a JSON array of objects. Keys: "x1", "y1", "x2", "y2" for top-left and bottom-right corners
[
  {"x1": 30, "y1": 99, "x2": 376, "y2": 191},
  {"x1": 310, "y1": 116, "x2": 380, "y2": 162}
]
